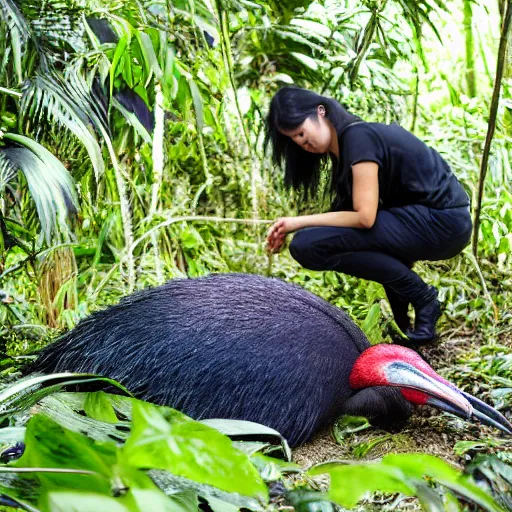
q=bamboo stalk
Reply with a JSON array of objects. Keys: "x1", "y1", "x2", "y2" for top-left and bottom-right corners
[
  {"x1": 464, "y1": 0, "x2": 477, "y2": 97},
  {"x1": 150, "y1": 82, "x2": 165, "y2": 283},
  {"x1": 214, "y1": 0, "x2": 260, "y2": 223},
  {"x1": 93, "y1": 115, "x2": 135, "y2": 290}
]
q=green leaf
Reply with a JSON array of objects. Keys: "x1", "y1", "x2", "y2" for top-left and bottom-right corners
[
  {"x1": 180, "y1": 226, "x2": 204, "y2": 250},
  {"x1": 134, "y1": 30, "x2": 163, "y2": 82},
  {"x1": 332, "y1": 415, "x2": 371, "y2": 443},
  {"x1": 121, "y1": 401, "x2": 268, "y2": 501},
  {"x1": 0, "y1": 373, "x2": 131, "y2": 421},
  {"x1": 200, "y1": 418, "x2": 291, "y2": 461},
  {"x1": 413, "y1": 481, "x2": 446, "y2": 512},
  {"x1": 11, "y1": 25, "x2": 23, "y2": 85},
  {"x1": 83, "y1": 392, "x2": 119, "y2": 424},
  {"x1": 289, "y1": 19, "x2": 331, "y2": 39},
  {"x1": 15, "y1": 415, "x2": 115, "y2": 493},
  {"x1": 20, "y1": 72, "x2": 106, "y2": 182},
  {"x1": 206, "y1": 496, "x2": 240, "y2": 512},
  {"x1": 290, "y1": 52, "x2": 319, "y2": 70},
  {"x1": 110, "y1": 33, "x2": 131, "y2": 96},
  {"x1": 39, "y1": 488, "x2": 187, "y2": 512},
  {"x1": 382, "y1": 454, "x2": 505, "y2": 512},
  {"x1": 187, "y1": 78, "x2": 204, "y2": 132},
  {"x1": 40, "y1": 491, "x2": 130, "y2": 512},
  {"x1": 162, "y1": 490, "x2": 198, "y2": 512},
  {"x1": 308, "y1": 462, "x2": 415, "y2": 508},
  {"x1": 361, "y1": 303, "x2": 380, "y2": 333},
  {"x1": 250, "y1": 454, "x2": 301, "y2": 481},
  {"x1": 286, "y1": 490, "x2": 334, "y2": 512},
  {"x1": 352, "y1": 435, "x2": 391, "y2": 459}
]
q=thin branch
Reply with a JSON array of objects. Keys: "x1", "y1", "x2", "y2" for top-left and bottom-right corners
[
  {"x1": 0, "y1": 87, "x2": 22, "y2": 98},
  {"x1": 0, "y1": 467, "x2": 98, "y2": 475},
  {"x1": 127, "y1": 215, "x2": 272, "y2": 257},
  {"x1": 464, "y1": 250, "x2": 499, "y2": 323}
]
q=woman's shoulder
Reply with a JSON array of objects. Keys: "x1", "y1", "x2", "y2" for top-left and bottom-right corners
[
  {"x1": 340, "y1": 121, "x2": 388, "y2": 137},
  {"x1": 341, "y1": 122, "x2": 418, "y2": 146},
  {"x1": 339, "y1": 122, "x2": 387, "y2": 147}
]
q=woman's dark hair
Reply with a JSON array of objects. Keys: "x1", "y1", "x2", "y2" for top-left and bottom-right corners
[{"x1": 265, "y1": 86, "x2": 361, "y2": 208}]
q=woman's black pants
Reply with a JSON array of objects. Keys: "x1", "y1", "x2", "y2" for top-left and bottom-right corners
[{"x1": 289, "y1": 205, "x2": 472, "y2": 307}]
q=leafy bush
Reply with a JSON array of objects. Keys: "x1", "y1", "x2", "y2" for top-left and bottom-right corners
[{"x1": 0, "y1": 374, "x2": 508, "y2": 512}]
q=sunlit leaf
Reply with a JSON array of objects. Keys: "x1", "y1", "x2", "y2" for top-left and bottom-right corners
[
  {"x1": 308, "y1": 461, "x2": 414, "y2": 508},
  {"x1": 121, "y1": 401, "x2": 268, "y2": 501},
  {"x1": 290, "y1": 52, "x2": 319, "y2": 70}
]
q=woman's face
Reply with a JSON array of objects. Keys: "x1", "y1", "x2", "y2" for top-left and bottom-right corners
[{"x1": 279, "y1": 106, "x2": 332, "y2": 154}]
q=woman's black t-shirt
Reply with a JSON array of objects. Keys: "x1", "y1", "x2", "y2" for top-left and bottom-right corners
[{"x1": 333, "y1": 122, "x2": 469, "y2": 211}]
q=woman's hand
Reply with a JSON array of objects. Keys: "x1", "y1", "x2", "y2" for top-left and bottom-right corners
[{"x1": 266, "y1": 217, "x2": 302, "y2": 254}]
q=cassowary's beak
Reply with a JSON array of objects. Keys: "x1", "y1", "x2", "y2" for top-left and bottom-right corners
[{"x1": 385, "y1": 361, "x2": 512, "y2": 435}]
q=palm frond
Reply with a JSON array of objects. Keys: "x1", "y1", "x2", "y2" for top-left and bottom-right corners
[
  {"x1": 0, "y1": 155, "x2": 18, "y2": 190},
  {"x1": 20, "y1": 0, "x2": 88, "y2": 54},
  {"x1": 395, "y1": 0, "x2": 447, "y2": 40},
  {"x1": 0, "y1": 133, "x2": 77, "y2": 242},
  {"x1": 0, "y1": 0, "x2": 31, "y2": 41},
  {"x1": 20, "y1": 70, "x2": 108, "y2": 181},
  {"x1": 0, "y1": 0, "x2": 32, "y2": 83}
]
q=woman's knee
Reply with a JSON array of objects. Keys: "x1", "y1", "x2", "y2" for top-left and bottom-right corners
[{"x1": 289, "y1": 230, "x2": 326, "y2": 270}]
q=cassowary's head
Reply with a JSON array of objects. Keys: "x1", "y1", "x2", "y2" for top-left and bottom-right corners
[{"x1": 350, "y1": 344, "x2": 512, "y2": 435}]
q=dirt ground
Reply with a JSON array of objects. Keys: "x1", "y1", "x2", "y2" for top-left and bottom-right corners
[{"x1": 292, "y1": 333, "x2": 511, "y2": 469}]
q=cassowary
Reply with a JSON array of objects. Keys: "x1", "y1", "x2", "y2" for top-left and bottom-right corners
[{"x1": 26, "y1": 273, "x2": 512, "y2": 447}]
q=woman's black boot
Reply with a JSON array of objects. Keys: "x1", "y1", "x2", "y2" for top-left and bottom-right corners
[
  {"x1": 406, "y1": 286, "x2": 441, "y2": 344},
  {"x1": 384, "y1": 285, "x2": 411, "y2": 333}
]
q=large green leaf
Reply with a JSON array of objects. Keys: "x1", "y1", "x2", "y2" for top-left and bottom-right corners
[
  {"x1": 383, "y1": 454, "x2": 505, "y2": 512},
  {"x1": 15, "y1": 414, "x2": 115, "y2": 493},
  {"x1": 39, "y1": 488, "x2": 188, "y2": 512},
  {"x1": 308, "y1": 461, "x2": 415, "y2": 508},
  {"x1": 200, "y1": 418, "x2": 291, "y2": 461},
  {"x1": 0, "y1": 373, "x2": 131, "y2": 420},
  {"x1": 0, "y1": 413, "x2": 174, "y2": 510},
  {"x1": 121, "y1": 401, "x2": 268, "y2": 501},
  {"x1": 308, "y1": 454, "x2": 505, "y2": 511}
]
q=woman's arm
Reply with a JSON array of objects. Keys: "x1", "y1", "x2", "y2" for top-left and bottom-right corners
[{"x1": 267, "y1": 162, "x2": 379, "y2": 252}]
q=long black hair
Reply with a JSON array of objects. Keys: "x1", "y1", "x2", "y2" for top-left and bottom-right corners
[{"x1": 265, "y1": 86, "x2": 361, "y2": 208}]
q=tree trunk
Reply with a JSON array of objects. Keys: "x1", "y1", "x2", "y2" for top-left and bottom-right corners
[{"x1": 472, "y1": 0, "x2": 512, "y2": 256}]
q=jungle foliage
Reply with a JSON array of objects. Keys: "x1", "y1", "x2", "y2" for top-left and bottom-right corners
[{"x1": 0, "y1": 0, "x2": 511, "y2": 510}]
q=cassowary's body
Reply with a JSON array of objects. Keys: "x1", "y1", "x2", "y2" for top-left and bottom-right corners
[{"x1": 27, "y1": 273, "x2": 411, "y2": 446}]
